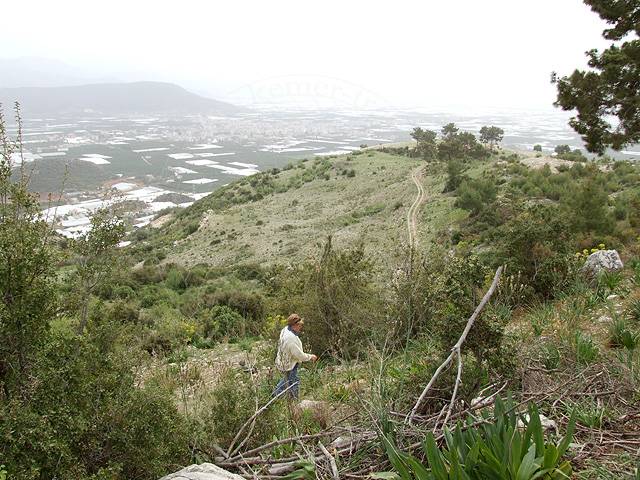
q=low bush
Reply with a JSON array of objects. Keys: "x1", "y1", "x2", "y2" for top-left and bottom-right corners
[
  {"x1": 0, "y1": 330, "x2": 189, "y2": 479},
  {"x1": 207, "y1": 289, "x2": 266, "y2": 335},
  {"x1": 494, "y1": 205, "x2": 578, "y2": 299},
  {"x1": 454, "y1": 177, "x2": 496, "y2": 216},
  {"x1": 200, "y1": 305, "x2": 246, "y2": 341}
]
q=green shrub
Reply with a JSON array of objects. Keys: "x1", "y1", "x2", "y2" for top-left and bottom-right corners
[
  {"x1": 0, "y1": 330, "x2": 189, "y2": 479},
  {"x1": 597, "y1": 270, "x2": 623, "y2": 295},
  {"x1": 495, "y1": 205, "x2": 577, "y2": 299},
  {"x1": 141, "y1": 305, "x2": 195, "y2": 353},
  {"x1": 627, "y1": 298, "x2": 640, "y2": 323},
  {"x1": 443, "y1": 159, "x2": 466, "y2": 193},
  {"x1": 113, "y1": 285, "x2": 136, "y2": 299},
  {"x1": 528, "y1": 303, "x2": 555, "y2": 336},
  {"x1": 454, "y1": 177, "x2": 496, "y2": 216},
  {"x1": 564, "y1": 178, "x2": 614, "y2": 235},
  {"x1": 267, "y1": 238, "x2": 385, "y2": 359},
  {"x1": 200, "y1": 305, "x2": 246, "y2": 341},
  {"x1": 100, "y1": 300, "x2": 140, "y2": 324},
  {"x1": 207, "y1": 289, "x2": 266, "y2": 335},
  {"x1": 568, "y1": 399, "x2": 608, "y2": 429},
  {"x1": 183, "y1": 221, "x2": 199, "y2": 236},
  {"x1": 630, "y1": 259, "x2": 640, "y2": 285},
  {"x1": 542, "y1": 343, "x2": 561, "y2": 370},
  {"x1": 139, "y1": 285, "x2": 179, "y2": 308},
  {"x1": 165, "y1": 266, "x2": 187, "y2": 291},
  {"x1": 132, "y1": 264, "x2": 165, "y2": 284}
]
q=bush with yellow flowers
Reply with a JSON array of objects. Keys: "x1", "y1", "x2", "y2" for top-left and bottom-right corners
[{"x1": 575, "y1": 243, "x2": 606, "y2": 260}]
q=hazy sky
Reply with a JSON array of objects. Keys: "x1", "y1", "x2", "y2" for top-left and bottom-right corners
[{"x1": 1, "y1": 0, "x2": 610, "y2": 110}]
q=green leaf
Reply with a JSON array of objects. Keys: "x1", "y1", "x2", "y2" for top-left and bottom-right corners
[
  {"x1": 516, "y1": 444, "x2": 539, "y2": 480},
  {"x1": 382, "y1": 435, "x2": 412, "y2": 480},
  {"x1": 370, "y1": 473, "x2": 402, "y2": 480},
  {"x1": 556, "y1": 410, "x2": 576, "y2": 459},
  {"x1": 406, "y1": 456, "x2": 434, "y2": 480},
  {"x1": 424, "y1": 433, "x2": 449, "y2": 479}
]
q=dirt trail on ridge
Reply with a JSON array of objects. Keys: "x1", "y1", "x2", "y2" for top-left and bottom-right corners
[{"x1": 407, "y1": 166, "x2": 426, "y2": 248}]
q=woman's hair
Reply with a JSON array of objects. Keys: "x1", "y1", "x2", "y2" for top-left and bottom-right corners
[{"x1": 287, "y1": 313, "x2": 302, "y2": 326}]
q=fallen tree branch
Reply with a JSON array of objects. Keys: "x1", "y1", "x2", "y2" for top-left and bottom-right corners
[
  {"x1": 406, "y1": 265, "x2": 503, "y2": 424},
  {"x1": 227, "y1": 431, "x2": 334, "y2": 463},
  {"x1": 318, "y1": 442, "x2": 340, "y2": 480}
]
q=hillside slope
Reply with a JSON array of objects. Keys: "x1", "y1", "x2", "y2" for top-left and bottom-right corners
[{"x1": 134, "y1": 151, "x2": 470, "y2": 272}]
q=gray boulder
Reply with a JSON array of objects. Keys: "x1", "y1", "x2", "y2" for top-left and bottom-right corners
[
  {"x1": 583, "y1": 250, "x2": 623, "y2": 276},
  {"x1": 159, "y1": 463, "x2": 243, "y2": 480}
]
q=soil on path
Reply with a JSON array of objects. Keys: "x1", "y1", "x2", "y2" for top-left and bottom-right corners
[{"x1": 407, "y1": 166, "x2": 426, "y2": 248}]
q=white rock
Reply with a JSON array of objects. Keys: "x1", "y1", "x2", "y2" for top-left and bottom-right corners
[
  {"x1": 470, "y1": 396, "x2": 492, "y2": 409},
  {"x1": 330, "y1": 435, "x2": 354, "y2": 449},
  {"x1": 583, "y1": 250, "x2": 623, "y2": 275},
  {"x1": 517, "y1": 413, "x2": 557, "y2": 433},
  {"x1": 298, "y1": 399, "x2": 329, "y2": 411},
  {"x1": 159, "y1": 463, "x2": 243, "y2": 480},
  {"x1": 606, "y1": 294, "x2": 619, "y2": 301},
  {"x1": 296, "y1": 399, "x2": 332, "y2": 427}
]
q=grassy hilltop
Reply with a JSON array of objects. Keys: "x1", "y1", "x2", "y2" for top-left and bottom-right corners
[{"x1": 129, "y1": 150, "x2": 484, "y2": 274}]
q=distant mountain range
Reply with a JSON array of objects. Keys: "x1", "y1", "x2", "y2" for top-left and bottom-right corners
[{"x1": 0, "y1": 81, "x2": 241, "y2": 116}]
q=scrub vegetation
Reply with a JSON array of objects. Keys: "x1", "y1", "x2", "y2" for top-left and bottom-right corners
[
  {"x1": 3, "y1": 5, "x2": 640, "y2": 473},
  {"x1": 3, "y1": 99, "x2": 640, "y2": 479}
]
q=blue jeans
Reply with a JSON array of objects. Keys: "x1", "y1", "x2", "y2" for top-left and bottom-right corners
[{"x1": 273, "y1": 363, "x2": 299, "y2": 399}]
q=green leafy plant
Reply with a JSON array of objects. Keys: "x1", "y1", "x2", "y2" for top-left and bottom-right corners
[
  {"x1": 528, "y1": 304, "x2": 554, "y2": 336},
  {"x1": 627, "y1": 298, "x2": 640, "y2": 323},
  {"x1": 542, "y1": 344, "x2": 561, "y2": 370},
  {"x1": 568, "y1": 401, "x2": 607, "y2": 429},
  {"x1": 630, "y1": 259, "x2": 640, "y2": 286},
  {"x1": 381, "y1": 397, "x2": 575, "y2": 479},
  {"x1": 574, "y1": 331, "x2": 599, "y2": 365},
  {"x1": 597, "y1": 270, "x2": 624, "y2": 296},
  {"x1": 281, "y1": 459, "x2": 316, "y2": 480},
  {"x1": 608, "y1": 317, "x2": 639, "y2": 351}
]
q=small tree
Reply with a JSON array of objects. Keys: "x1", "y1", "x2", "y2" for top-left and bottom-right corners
[
  {"x1": 533, "y1": 144, "x2": 543, "y2": 152},
  {"x1": 71, "y1": 205, "x2": 126, "y2": 334},
  {"x1": 479, "y1": 126, "x2": 504, "y2": 151},
  {"x1": 410, "y1": 127, "x2": 437, "y2": 160},
  {"x1": 553, "y1": 0, "x2": 640, "y2": 153},
  {"x1": 443, "y1": 158, "x2": 466, "y2": 193},
  {"x1": 438, "y1": 131, "x2": 487, "y2": 161},
  {"x1": 441, "y1": 122, "x2": 459, "y2": 138},
  {"x1": 566, "y1": 177, "x2": 614, "y2": 234},
  {"x1": 0, "y1": 105, "x2": 57, "y2": 398},
  {"x1": 555, "y1": 144, "x2": 572, "y2": 155}
]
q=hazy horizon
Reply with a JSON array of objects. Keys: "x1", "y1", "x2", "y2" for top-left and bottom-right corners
[{"x1": 1, "y1": 0, "x2": 611, "y2": 111}]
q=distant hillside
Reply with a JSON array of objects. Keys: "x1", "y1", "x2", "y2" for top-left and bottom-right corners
[
  {"x1": 128, "y1": 150, "x2": 472, "y2": 273},
  {"x1": 0, "y1": 81, "x2": 241, "y2": 116}
]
